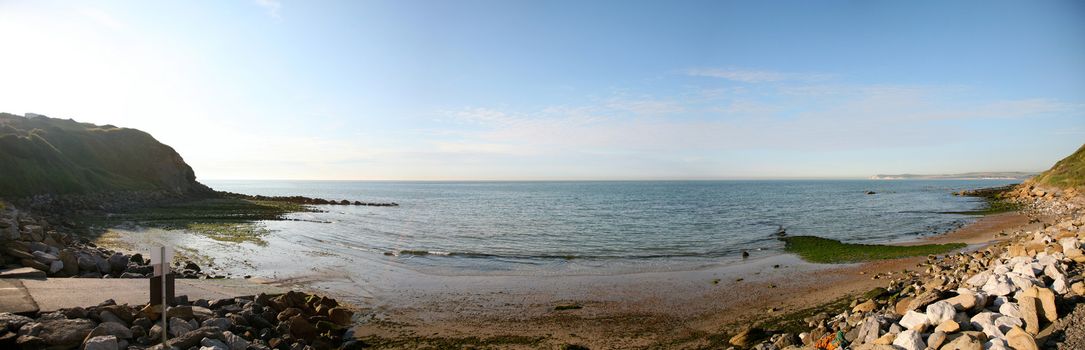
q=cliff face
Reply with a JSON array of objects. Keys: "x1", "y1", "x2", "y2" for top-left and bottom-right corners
[
  {"x1": 0, "y1": 113, "x2": 211, "y2": 198},
  {"x1": 1031, "y1": 143, "x2": 1085, "y2": 189}
]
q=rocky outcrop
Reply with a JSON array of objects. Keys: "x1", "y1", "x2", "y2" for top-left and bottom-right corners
[
  {"x1": 1, "y1": 291, "x2": 358, "y2": 350},
  {"x1": 738, "y1": 188, "x2": 1085, "y2": 350}
]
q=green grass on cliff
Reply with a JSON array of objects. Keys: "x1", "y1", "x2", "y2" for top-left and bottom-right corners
[
  {"x1": 0, "y1": 113, "x2": 209, "y2": 197},
  {"x1": 781, "y1": 236, "x2": 966, "y2": 263},
  {"x1": 1032, "y1": 143, "x2": 1085, "y2": 189}
]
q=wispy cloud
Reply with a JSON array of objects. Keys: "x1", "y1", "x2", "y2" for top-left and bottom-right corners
[
  {"x1": 80, "y1": 8, "x2": 124, "y2": 30},
  {"x1": 685, "y1": 68, "x2": 834, "y2": 83},
  {"x1": 253, "y1": 0, "x2": 282, "y2": 18}
]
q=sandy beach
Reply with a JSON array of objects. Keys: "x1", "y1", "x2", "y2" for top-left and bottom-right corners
[{"x1": 217, "y1": 212, "x2": 1033, "y2": 348}]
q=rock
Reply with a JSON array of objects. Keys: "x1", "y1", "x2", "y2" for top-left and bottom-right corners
[
  {"x1": 1022, "y1": 286, "x2": 1058, "y2": 323},
  {"x1": 328, "y1": 307, "x2": 353, "y2": 326},
  {"x1": 167, "y1": 306, "x2": 194, "y2": 320},
  {"x1": 970, "y1": 312, "x2": 1005, "y2": 339},
  {"x1": 287, "y1": 315, "x2": 318, "y2": 340},
  {"x1": 77, "y1": 255, "x2": 98, "y2": 272},
  {"x1": 942, "y1": 332, "x2": 984, "y2": 350},
  {"x1": 221, "y1": 331, "x2": 249, "y2": 350},
  {"x1": 48, "y1": 260, "x2": 63, "y2": 274},
  {"x1": 58, "y1": 250, "x2": 79, "y2": 276},
  {"x1": 107, "y1": 253, "x2": 128, "y2": 274},
  {"x1": 0, "y1": 312, "x2": 34, "y2": 331},
  {"x1": 83, "y1": 335, "x2": 119, "y2": 350},
  {"x1": 999, "y1": 302, "x2": 1022, "y2": 319},
  {"x1": 169, "y1": 317, "x2": 194, "y2": 337},
  {"x1": 895, "y1": 297, "x2": 915, "y2": 315},
  {"x1": 927, "y1": 330, "x2": 947, "y2": 350},
  {"x1": 0, "y1": 267, "x2": 46, "y2": 279},
  {"x1": 1018, "y1": 295, "x2": 1040, "y2": 335},
  {"x1": 908, "y1": 289, "x2": 944, "y2": 311},
  {"x1": 926, "y1": 301, "x2": 956, "y2": 325},
  {"x1": 20, "y1": 258, "x2": 49, "y2": 272},
  {"x1": 899, "y1": 310, "x2": 929, "y2": 331},
  {"x1": 1006, "y1": 326, "x2": 1038, "y2": 350},
  {"x1": 891, "y1": 329, "x2": 924, "y2": 350},
  {"x1": 936, "y1": 320, "x2": 960, "y2": 333},
  {"x1": 37, "y1": 318, "x2": 96, "y2": 348},
  {"x1": 201, "y1": 337, "x2": 229, "y2": 350},
  {"x1": 164, "y1": 326, "x2": 223, "y2": 350},
  {"x1": 139, "y1": 304, "x2": 162, "y2": 321},
  {"x1": 31, "y1": 251, "x2": 58, "y2": 265},
  {"x1": 1073, "y1": 282, "x2": 1085, "y2": 296},
  {"x1": 85, "y1": 322, "x2": 133, "y2": 340},
  {"x1": 946, "y1": 292, "x2": 982, "y2": 311},
  {"x1": 855, "y1": 316, "x2": 881, "y2": 345},
  {"x1": 853, "y1": 299, "x2": 876, "y2": 313}
]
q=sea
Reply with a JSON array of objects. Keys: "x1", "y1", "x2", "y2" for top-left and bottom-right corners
[{"x1": 188, "y1": 179, "x2": 1018, "y2": 278}]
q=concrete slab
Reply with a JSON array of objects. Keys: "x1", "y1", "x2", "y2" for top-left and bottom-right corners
[
  {"x1": 19, "y1": 278, "x2": 289, "y2": 311},
  {"x1": 0, "y1": 279, "x2": 39, "y2": 315},
  {"x1": 0, "y1": 267, "x2": 46, "y2": 279}
]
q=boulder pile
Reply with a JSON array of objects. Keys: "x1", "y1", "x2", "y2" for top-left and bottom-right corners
[
  {"x1": 734, "y1": 186, "x2": 1085, "y2": 350},
  {"x1": 0, "y1": 202, "x2": 209, "y2": 279},
  {"x1": 0, "y1": 291, "x2": 360, "y2": 350}
]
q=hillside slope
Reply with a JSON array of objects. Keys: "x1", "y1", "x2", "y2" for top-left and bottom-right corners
[
  {"x1": 0, "y1": 113, "x2": 211, "y2": 197},
  {"x1": 1031, "y1": 143, "x2": 1085, "y2": 189}
]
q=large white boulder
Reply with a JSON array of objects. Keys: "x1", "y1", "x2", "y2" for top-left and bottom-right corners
[
  {"x1": 892, "y1": 329, "x2": 925, "y2": 350},
  {"x1": 926, "y1": 301, "x2": 956, "y2": 325},
  {"x1": 899, "y1": 310, "x2": 930, "y2": 330}
]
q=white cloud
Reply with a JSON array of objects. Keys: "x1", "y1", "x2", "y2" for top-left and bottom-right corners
[
  {"x1": 253, "y1": 0, "x2": 282, "y2": 18},
  {"x1": 685, "y1": 68, "x2": 834, "y2": 83},
  {"x1": 80, "y1": 8, "x2": 124, "y2": 30}
]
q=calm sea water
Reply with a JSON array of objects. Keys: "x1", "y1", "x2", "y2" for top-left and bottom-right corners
[{"x1": 198, "y1": 180, "x2": 1017, "y2": 275}]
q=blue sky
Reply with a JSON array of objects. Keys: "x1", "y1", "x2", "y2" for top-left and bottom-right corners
[{"x1": 1, "y1": 0, "x2": 1083, "y2": 180}]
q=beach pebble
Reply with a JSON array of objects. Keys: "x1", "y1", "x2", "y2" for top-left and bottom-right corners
[{"x1": 891, "y1": 329, "x2": 925, "y2": 350}]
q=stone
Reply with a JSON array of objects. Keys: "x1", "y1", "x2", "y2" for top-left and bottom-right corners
[
  {"x1": 0, "y1": 312, "x2": 34, "y2": 331},
  {"x1": 77, "y1": 255, "x2": 98, "y2": 272},
  {"x1": 37, "y1": 318, "x2": 96, "y2": 348},
  {"x1": 941, "y1": 332, "x2": 984, "y2": 350},
  {"x1": 169, "y1": 317, "x2": 194, "y2": 337},
  {"x1": 85, "y1": 322, "x2": 133, "y2": 340},
  {"x1": 1072, "y1": 282, "x2": 1085, "y2": 296},
  {"x1": 926, "y1": 301, "x2": 956, "y2": 325},
  {"x1": 936, "y1": 320, "x2": 960, "y2": 333},
  {"x1": 895, "y1": 296, "x2": 915, "y2": 315},
  {"x1": 0, "y1": 267, "x2": 46, "y2": 279},
  {"x1": 20, "y1": 258, "x2": 49, "y2": 272},
  {"x1": 854, "y1": 316, "x2": 881, "y2": 345},
  {"x1": 286, "y1": 315, "x2": 316, "y2": 340},
  {"x1": 48, "y1": 260, "x2": 63, "y2": 274},
  {"x1": 31, "y1": 251, "x2": 58, "y2": 265},
  {"x1": 872, "y1": 333, "x2": 896, "y2": 345},
  {"x1": 853, "y1": 299, "x2": 876, "y2": 313},
  {"x1": 927, "y1": 330, "x2": 947, "y2": 350},
  {"x1": 729, "y1": 327, "x2": 767, "y2": 347},
  {"x1": 201, "y1": 337, "x2": 229, "y2": 350},
  {"x1": 899, "y1": 310, "x2": 929, "y2": 331},
  {"x1": 998, "y1": 302, "x2": 1021, "y2": 319},
  {"x1": 891, "y1": 329, "x2": 924, "y2": 350},
  {"x1": 908, "y1": 289, "x2": 943, "y2": 311},
  {"x1": 222, "y1": 331, "x2": 249, "y2": 350},
  {"x1": 1017, "y1": 296, "x2": 1040, "y2": 335},
  {"x1": 164, "y1": 326, "x2": 223, "y2": 350},
  {"x1": 58, "y1": 250, "x2": 79, "y2": 276},
  {"x1": 167, "y1": 306, "x2": 195, "y2": 320},
  {"x1": 107, "y1": 253, "x2": 128, "y2": 274},
  {"x1": 1023, "y1": 287, "x2": 1058, "y2": 323},
  {"x1": 1006, "y1": 326, "x2": 1038, "y2": 350},
  {"x1": 970, "y1": 312, "x2": 1004, "y2": 339},
  {"x1": 946, "y1": 292, "x2": 981, "y2": 311},
  {"x1": 83, "y1": 335, "x2": 119, "y2": 350},
  {"x1": 328, "y1": 307, "x2": 353, "y2": 326}
]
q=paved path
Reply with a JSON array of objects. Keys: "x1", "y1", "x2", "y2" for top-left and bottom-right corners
[{"x1": 0, "y1": 278, "x2": 288, "y2": 314}]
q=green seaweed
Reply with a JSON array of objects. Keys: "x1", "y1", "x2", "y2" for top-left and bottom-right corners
[{"x1": 781, "y1": 236, "x2": 966, "y2": 263}]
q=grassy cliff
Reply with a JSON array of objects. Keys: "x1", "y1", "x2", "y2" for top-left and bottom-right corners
[
  {"x1": 0, "y1": 113, "x2": 211, "y2": 197},
  {"x1": 1031, "y1": 143, "x2": 1085, "y2": 189}
]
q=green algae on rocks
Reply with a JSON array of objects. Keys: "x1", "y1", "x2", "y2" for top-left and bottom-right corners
[{"x1": 781, "y1": 236, "x2": 966, "y2": 263}]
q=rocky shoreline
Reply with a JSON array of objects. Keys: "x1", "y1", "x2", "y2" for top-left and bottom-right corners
[
  {"x1": 727, "y1": 184, "x2": 1085, "y2": 350},
  {"x1": 0, "y1": 202, "x2": 215, "y2": 280},
  {"x1": 0, "y1": 290, "x2": 360, "y2": 350}
]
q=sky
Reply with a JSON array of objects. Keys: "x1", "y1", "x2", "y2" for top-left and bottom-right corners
[{"x1": 1, "y1": 0, "x2": 1083, "y2": 180}]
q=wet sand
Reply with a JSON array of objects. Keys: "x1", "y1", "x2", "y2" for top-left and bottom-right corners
[
  {"x1": 96, "y1": 211, "x2": 1036, "y2": 349},
  {"x1": 343, "y1": 212, "x2": 1035, "y2": 349}
]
